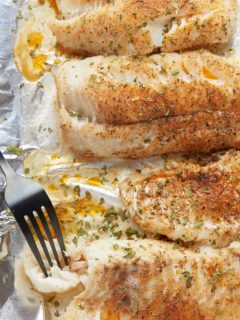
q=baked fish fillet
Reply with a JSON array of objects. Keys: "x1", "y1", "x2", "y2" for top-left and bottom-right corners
[
  {"x1": 61, "y1": 239, "x2": 240, "y2": 320},
  {"x1": 56, "y1": 51, "x2": 240, "y2": 159},
  {"x1": 120, "y1": 150, "x2": 240, "y2": 246},
  {"x1": 60, "y1": 109, "x2": 240, "y2": 159},
  {"x1": 55, "y1": 50, "x2": 240, "y2": 125},
  {"x1": 49, "y1": 0, "x2": 237, "y2": 56}
]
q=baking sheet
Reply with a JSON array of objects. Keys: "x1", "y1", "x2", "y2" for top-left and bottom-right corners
[{"x1": 1, "y1": 0, "x2": 240, "y2": 319}]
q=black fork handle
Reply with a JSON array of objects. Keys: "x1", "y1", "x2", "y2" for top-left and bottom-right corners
[{"x1": 0, "y1": 151, "x2": 15, "y2": 178}]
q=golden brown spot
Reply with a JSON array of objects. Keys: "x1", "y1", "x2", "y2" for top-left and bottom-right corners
[
  {"x1": 27, "y1": 32, "x2": 43, "y2": 48},
  {"x1": 87, "y1": 177, "x2": 102, "y2": 186},
  {"x1": 32, "y1": 54, "x2": 47, "y2": 70},
  {"x1": 202, "y1": 66, "x2": 218, "y2": 80}
]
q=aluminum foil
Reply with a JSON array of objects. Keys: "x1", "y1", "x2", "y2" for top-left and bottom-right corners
[
  {"x1": 0, "y1": 0, "x2": 240, "y2": 319},
  {"x1": 0, "y1": 1, "x2": 45, "y2": 319}
]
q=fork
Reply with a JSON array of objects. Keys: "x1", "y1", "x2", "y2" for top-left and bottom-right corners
[{"x1": 0, "y1": 151, "x2": 68, "y2": 277}]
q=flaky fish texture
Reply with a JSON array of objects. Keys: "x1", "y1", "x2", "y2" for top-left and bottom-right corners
[
  {"x1": 56, "y1": 50, "x2": 240, "y2": 159},
  {"x1": 55, "y1": 0, "x2": 111, "y2": 18},
  {"x1": 61, "y1": 239, "x2": 240, "y2": 320},
  {"x1": 49, "y1": 0, "x2": 237, "y2": 56},
  {"x1": 120, "y1": 150, "x2": 240, "y2": 247}
]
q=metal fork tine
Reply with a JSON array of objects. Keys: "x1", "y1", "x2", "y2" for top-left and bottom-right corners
[
  {"x1": 0, "y1": 151, "x2": 69, "y2": 275},
  {"x1": 36, "y1": 208, "x2": 62, "y2": 268},
  {"x1": 28, "y1": 213, "x2": 53, "y2": 268},
  {"x1": 17, "y1": 216, "x2": 48, "y2": 277},
  {"x1": 44, "y1": 200, "x2": 68, "y2": 266}
]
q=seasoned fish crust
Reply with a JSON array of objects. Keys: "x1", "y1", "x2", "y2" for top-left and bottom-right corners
[
  {"x1": 55, "y1": 50, "x2": 240, "y2": 159},
  {"x1": 49, "y1": 0, "x2": 237, "y2": 56},
  {"x1": 119, "y1": 150, "x2": 240, "y2": 246},
  {"x1": 55, "y1": 50, "x2": 240, "y2": 125},
  {"x1": 60, "y1": 107, "x2": 240, "y2": 159},
  {"x1": 61, "y1": 239, "x2": 240, "y2": 320}
]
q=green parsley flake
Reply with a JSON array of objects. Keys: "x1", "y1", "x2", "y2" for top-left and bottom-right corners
[
  {"x1": 182, "y1": 271, "x2": 193, "y2": 288},
  {"x1": 123, "y1": 249, "x2": 136, "y2": 259},
  {"x1": 37, "y1": 82, "x2": 44, "y2": 88},
  {"x1": 7, "y1": 145, "x2": 23, "y2": 156},
  {"x1": 24, "y1": 168, "x2": 30, "y2": 175},
  {"x1": 184, "y1": 186, "x2": 193, "y2": 197}
]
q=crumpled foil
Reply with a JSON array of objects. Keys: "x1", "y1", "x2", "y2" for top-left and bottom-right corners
[
  {"x1": 0, "y1": 1, "x2": 45, "y2": 319},
  {"x1": 0, "y1": 0, "x2": 240, "y2": 319},
  {"x1": 0, "y1": 0, "x2": 23, "y2": 230}
]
